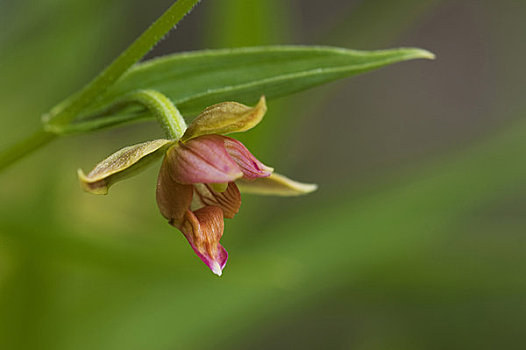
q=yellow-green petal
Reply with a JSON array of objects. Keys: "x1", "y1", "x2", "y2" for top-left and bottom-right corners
[
  {"x1": 236, "y1": 173, "x2": 318, "y2": 196},
  {"x1": 182, "y1": 96, "x2": 267, "y2": 141},
  {"x1": 78, "y1": 139, "x2": 173, "y2": 195}
]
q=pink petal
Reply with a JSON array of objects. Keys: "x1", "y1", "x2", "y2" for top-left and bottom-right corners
[
  {"x1": 222, "y1": 136, "x2": 273, "y2": 179},
  {"x1": 181, "y1": 207, "x2": 228, "y2": 276},
  {"x1": 192, "y1": 182, "x2": 241, "y2": 219},
  {"x1": 167, "y1": 136, "x2": 243, "y2": 185}
]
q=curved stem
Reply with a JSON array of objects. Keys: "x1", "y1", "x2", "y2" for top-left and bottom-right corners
[
  {"x1": 60, "y1": 90, "x2": 186, "y2": 138},
  {"x1": 0, "y1": 129, "x2": 57, "y2": 172},
  {"x1": 124, "y1": 90, "x2": 187, "y2": 139},
  {"x1": 44, "y1": 0, "x2": 201, "y2": 130}
]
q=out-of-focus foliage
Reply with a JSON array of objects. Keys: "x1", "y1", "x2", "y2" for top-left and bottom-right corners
[{"x1": 1, "y1": 1, "x2": 526, "y2": 350}]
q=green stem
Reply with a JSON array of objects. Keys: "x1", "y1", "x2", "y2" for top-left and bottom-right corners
[
  {"x1": 0, "y1": 129, "x2": 57, "y2": 172},
  {"x1": 44, "y1": 0, "x2": 201, "y2": 130},
  {"x1": 0, "y1": 0, "x2": 200, "y2": 173},
  {"x1": 124, "y1": 90, "x2": 187, "y2": 139},
  {"x1": 60, "y1": 90, "x2": 187, "y2": 139}
]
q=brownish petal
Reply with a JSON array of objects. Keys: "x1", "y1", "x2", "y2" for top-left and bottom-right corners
[
  {"x1": 167, "y1": 135, "x2": 243, "y2": 185},
  {"x1": 156, "y1": 156, "x2": 194, "y2": 227},
  {"x1": 181, "y1": 207, "x2": 228, "y2": 276},
  {"x1": 192, "y1": 182, "x2": 241, "y2": 219}
]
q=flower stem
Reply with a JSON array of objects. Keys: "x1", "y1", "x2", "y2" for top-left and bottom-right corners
[
  {"x1": 124, "y1": 90, "x2": 187, "y2": 139},
  {"x1": 0, "y1": 129, "x2": 57, "y2": 172},
  {"x1": 44, "y1": 0, "x2": 201, "y2": 131}
]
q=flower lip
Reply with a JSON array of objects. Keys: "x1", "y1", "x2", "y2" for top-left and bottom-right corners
[
  {"x1": 192, "y1": 182, "x2": 241, "y2": 219},
  {"x1": 181, "y1": 207, "x2": 228, "y2": 276}
]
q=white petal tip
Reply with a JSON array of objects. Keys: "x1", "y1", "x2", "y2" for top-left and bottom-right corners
[{"x1": 211, "y1": 261, "x2": 223, "y2": 276}]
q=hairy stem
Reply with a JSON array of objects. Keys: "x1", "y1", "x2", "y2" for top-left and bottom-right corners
[
  {"x1": 0, "y1": 0, "x2": 200, "y2": 173},
  {"x1": 44, "y1": 0, "x2": 201, "y2": 130},
  {"x1": 122, "y1": 90, "x2": 187, "y2": 139},
  {"x1": 60, "y1": 90, "x2": 187, "y2": 138}
]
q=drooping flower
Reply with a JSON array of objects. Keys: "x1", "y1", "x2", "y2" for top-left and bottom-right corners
[{"x1": 78, "y1": 97, "x2": 317, "y2": 276}]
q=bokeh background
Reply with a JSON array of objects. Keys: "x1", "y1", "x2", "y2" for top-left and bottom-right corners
[{"x1": 1, "y1": 0, "x2": 526, "y2": 349}]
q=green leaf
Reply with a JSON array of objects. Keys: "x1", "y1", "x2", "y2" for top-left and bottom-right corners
[{"x1": 68, "y1": 46, "x2": 434, "y2": 133}]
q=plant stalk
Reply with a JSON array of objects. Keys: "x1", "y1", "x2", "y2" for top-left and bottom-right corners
[
  {"x1": 119, "y1": 90, "x2": 187, "y2": 139},
  {"x1": 0, "y1": 0, "x2": 200, "y2": 173},
  {"x1": 44, "y1": 0, "x2": 201, "y2": 130}
]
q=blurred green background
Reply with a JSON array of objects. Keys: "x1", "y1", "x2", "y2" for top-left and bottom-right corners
[{"x1": 1, "y1": 0, "x2": 526, "y2": 349}]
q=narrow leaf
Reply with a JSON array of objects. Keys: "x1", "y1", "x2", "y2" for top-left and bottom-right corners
[{"x1": 71, "y1": 46, "x2": 434, "y2": 132}]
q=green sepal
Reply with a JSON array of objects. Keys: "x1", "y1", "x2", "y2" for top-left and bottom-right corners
[
  {"x1": 236, "y1": 173, "x2": 318, "y2": 196},
  {"x1": 78, "y1": 139, "x2": 173, "y2": 195},
  {"x1": 182, "y1": 96, "x2": 267, "y2": 141}
]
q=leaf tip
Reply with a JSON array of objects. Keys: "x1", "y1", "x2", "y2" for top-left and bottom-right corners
[{"x1": 414, "y1": 48, "x2": 436, "y2": 60}]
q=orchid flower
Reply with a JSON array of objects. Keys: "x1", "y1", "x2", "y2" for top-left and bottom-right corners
[{"x1": 78, "y1": 96, "x2": 317, "y2": 276}]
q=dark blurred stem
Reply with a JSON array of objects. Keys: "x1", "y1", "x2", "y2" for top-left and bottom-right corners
[{"x1": 0, "y1": 129, "x2": 56, "y2": 172}]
